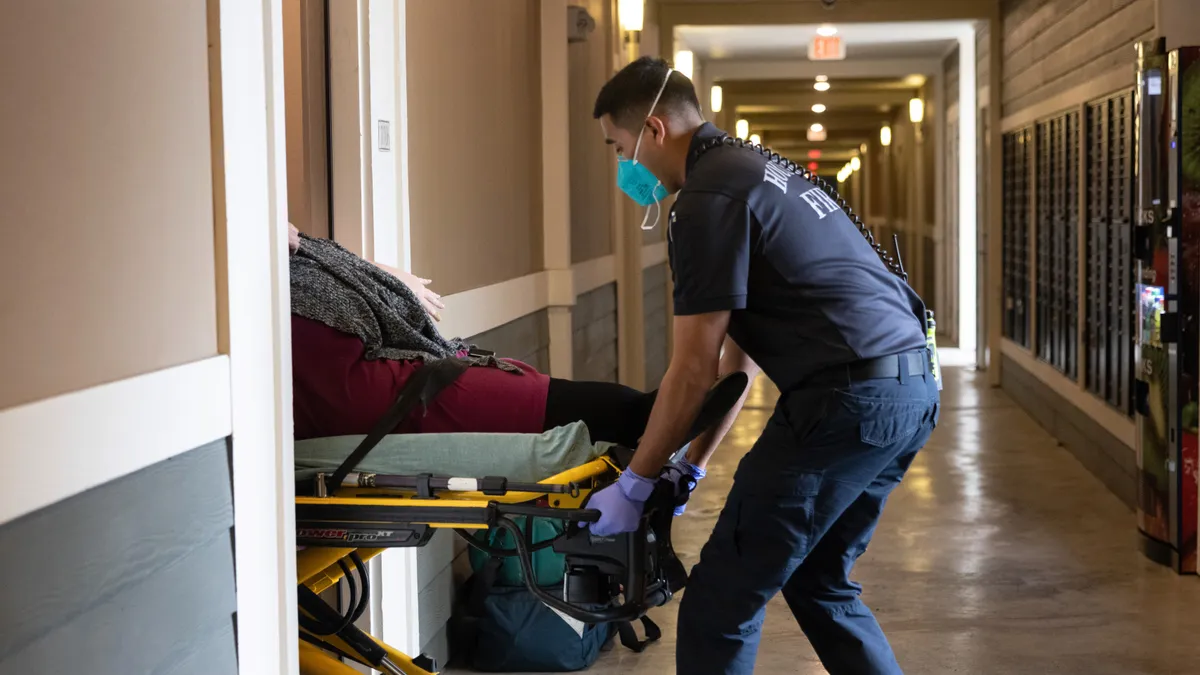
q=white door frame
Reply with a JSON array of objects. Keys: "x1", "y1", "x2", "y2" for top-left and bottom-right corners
[{"x1": 209, "y1": 0, "x2": 298, "y2": 673}]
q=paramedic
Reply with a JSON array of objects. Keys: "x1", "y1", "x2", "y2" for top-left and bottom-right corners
[{"x1": 585, "y1": 57, "x2": 940, "y2": 674}]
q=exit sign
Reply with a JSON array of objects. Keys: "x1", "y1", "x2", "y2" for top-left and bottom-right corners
[{"x1": 809, "y1": 35, "x2": 845, "y2": 61}]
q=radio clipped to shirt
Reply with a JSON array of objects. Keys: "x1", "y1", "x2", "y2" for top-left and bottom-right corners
[{"x1": 925, "y1": 310, "x2": 943, "y2": 391}]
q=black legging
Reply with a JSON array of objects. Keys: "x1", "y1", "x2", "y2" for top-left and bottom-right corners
[{"x1": 542, "y1": 378, "x2": 657, "y2": 449}]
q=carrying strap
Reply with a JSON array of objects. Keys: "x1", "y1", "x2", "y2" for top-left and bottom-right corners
[
  {"x1": 614, "y1": 615, "x2": 662, "y2": 653},
  {"x1": 327, "y1": 357, "x2": 468, "y2": 494}
]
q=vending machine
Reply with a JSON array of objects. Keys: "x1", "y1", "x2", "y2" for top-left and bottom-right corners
[{"x1": 1133, "y1": 39, "x2": 1200, "y2": 574}]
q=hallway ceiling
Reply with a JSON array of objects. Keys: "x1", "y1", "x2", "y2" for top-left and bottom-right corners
[
  {"x1": 675, "y1": 21, "x2": 967, "y2": 175},
  {"x1": 676, "y1": 23, "x2": 959, "y2": 60}
]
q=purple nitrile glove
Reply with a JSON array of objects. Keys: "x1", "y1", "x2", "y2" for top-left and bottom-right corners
[
  {"x1": 661, "y1": 459, "x2": 706, "y2": 516},
  {"x1": 582, "y1": 468, "x2": 656, "y2": 537}
]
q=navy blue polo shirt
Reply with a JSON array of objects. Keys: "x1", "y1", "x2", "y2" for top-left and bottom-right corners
[{"x1": 667, "y1": 123, "x2": 928, "y2": 392}]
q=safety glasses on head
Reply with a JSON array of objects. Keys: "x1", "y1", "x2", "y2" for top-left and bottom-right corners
[{"x1": 616, "y1": 68, "x2": 673, "y2": 230}]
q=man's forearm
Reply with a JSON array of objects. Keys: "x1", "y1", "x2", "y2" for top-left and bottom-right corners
[
  {"x1": 685, "y1": 378, "x2": 752, "y2": 469},
  {"x1": 684, "y1": 339, "x2": 758, "y2": 468},
  {"x1": 628, "y1": 362, "x2": 715, "y2": 479}
]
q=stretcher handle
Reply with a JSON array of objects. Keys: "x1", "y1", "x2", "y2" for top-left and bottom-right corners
[{"x1": 497, "y1": 503, "x2": 600, "y2": 523}]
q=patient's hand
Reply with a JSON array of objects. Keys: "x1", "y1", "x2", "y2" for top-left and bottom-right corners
[{"x1": 372, "y1": 261, "x2": 445, "y2": 321}]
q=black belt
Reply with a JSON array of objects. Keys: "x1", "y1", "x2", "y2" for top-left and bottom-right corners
[{"x1": 807, "y1": 350, "x2": 929, "y2": 386}]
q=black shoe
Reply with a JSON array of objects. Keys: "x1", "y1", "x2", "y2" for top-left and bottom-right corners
[{"x1": 682, "y1": 371, "x2": 750, "y2": 446}]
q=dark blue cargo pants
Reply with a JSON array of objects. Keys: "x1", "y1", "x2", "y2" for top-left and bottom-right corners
[{"x1": 676, "y1": 350, "x2": 940, "y2": 674}]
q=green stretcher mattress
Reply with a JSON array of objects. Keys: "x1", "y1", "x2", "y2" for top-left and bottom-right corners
[{"x1": 293, "y1": 420, "x2": 614, "y2": 484}]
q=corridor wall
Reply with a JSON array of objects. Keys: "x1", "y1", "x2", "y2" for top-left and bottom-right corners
[
  {"x1": 569, "y1": 0, "x2": 621, "y2": 384},
  {"x1": 996, "y1": 0, "x2": 1157, "y2": 507},
  {"x1": 0, "y1": 4, "x2": 236, "y2": 671},
  {"x1": 0, "y1": 1, "x2": 297, "y2": 672}
]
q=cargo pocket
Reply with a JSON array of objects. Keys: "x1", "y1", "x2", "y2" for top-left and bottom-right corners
[
  {"x1": 730, "y1": 470, "x2": 824, "y2": 580},
  {"x1": 839, "y1": 394, "x2": 927, "y2": 448}
]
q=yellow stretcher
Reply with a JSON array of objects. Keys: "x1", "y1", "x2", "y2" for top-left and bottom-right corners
[{"x1": 294, "y1": 448, "x2": 687, "y2": 675}]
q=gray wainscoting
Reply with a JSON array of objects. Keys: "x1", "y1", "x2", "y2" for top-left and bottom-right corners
[
  {"x1": 0, "y1": 439, "x2": 237, "y2": 674},
  {"x1": 1001, "y1": 354, "x2": 1135, "y2": 508},
  {"x1": 644, "y1": 264, "x2": 669, "y2": 388},
  {"x1": 467, "y1": 310, "x2": 551, "y2": 373},
  {"x1": 573, "y1": 283, "x2": 619, "y2": 383}
]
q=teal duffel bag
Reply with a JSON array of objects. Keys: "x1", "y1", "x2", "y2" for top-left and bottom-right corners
[
  {"x1": 466, "y1": 516, "x2": 566, "y2": 587},
  {"x1": 460, "y1": 583, "x2": 616, "y2": 672},
  {"x1": 451, "y1": 556, "x2": 661, "y2": 671}
]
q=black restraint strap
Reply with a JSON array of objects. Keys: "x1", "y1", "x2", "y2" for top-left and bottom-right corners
[
  {"x1": 327, "y1": 357, "x2": 468, "y2": 494},
  {"x1": 615, "y1": 615, "x2": 662, "y2": 653}
]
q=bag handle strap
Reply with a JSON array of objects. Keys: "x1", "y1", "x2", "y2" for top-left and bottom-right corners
[{"x1": 615, "y1": 615, "x2": 662, "y2": 653}]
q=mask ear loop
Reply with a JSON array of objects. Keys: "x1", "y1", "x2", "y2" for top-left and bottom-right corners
[
  {"x1": 634, "y1": 68, "x2": 674, "y2": 231},
  {"x1": 631, "y1": 68, "x2": 674, "y2": 165},
  {"x1": 640, "y1": 191, "x2": 662, "y2": 230}
]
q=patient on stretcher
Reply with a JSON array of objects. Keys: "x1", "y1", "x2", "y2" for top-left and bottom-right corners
[{"x1": 288, "y1": 225, "x2": 743, "y2": 449}]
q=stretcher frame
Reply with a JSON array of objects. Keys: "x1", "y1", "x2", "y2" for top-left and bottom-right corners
[{"x1": 295, "y1": 453, "x2": 682, "y2": 675}]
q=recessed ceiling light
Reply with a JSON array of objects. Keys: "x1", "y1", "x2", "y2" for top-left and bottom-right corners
[
  {"x1": 817, "y1": 25, "x2": 838, "y2": 37},
  {"x1": 810, "y1": 123, "x2": 824, "y2": 133},
  {"x1": 815, "y1": 75, "x2": 829, "y2": 82},
  {"x1": 812, "y1": 103, "x2": 827, "y2": 113},
  {"x1": 814, "y1": 81, "x2": 831, "y2": 92},
  {"x1": 904, "y1": 74, "x2": 927, "y2": 87}
]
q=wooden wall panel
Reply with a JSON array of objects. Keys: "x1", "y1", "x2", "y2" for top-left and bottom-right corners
[{"x1": 1001, "y1": 0, "x2": 1154, "y2": 117}]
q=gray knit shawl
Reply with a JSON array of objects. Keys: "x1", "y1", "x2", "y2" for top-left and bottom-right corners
[{"x1": 290, "y1": 234, "x2": 519, "y2": 374}]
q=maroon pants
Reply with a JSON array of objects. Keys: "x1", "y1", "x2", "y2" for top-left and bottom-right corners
[{"x1": 291, "y1": 315, "x2": 550, "y2": 440}]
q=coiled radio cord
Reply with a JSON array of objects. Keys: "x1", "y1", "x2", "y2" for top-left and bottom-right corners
[{"x1": 690, "y1": 136, "x2": 909, "y2": 283}]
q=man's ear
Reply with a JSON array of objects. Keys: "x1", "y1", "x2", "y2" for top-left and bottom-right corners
[{"x1": 646, "y1": 116, "x2": 668, "y2": 145}]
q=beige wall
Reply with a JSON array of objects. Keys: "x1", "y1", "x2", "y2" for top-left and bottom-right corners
[
  {"x1": 284, "y1": 0, "x2": 307, "y2": 233},
  {"x1": 569, "y1": 0, "x2": 616, "y2": 263},
  {"x1": 406, "y1": 0, "x2": 543, "y2": 294},
  {"x1": 1001, "y1": 0, "x2": 1155, "y2": 117},
  {"x1": 0, "y1": 0, "x2": 219, "y2": 411}
]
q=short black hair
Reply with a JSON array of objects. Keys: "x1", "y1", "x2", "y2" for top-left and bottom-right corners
[{"x1": 592, "y1": 56, "x2": 702, "y2": 130}]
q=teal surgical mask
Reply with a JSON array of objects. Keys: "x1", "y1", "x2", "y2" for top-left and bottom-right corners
[{"x1": 617, "y1": 68, "x2": 673, "y2": 230}]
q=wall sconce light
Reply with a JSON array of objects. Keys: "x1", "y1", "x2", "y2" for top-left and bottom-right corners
[
  {"x1": 735, "y1": 119, "x2": 749, "y2": 139},
  {"x1": 909, "y1": 97, "x2": 924, "y2": 124},
  {"x1": 812, "y1": 103, "x2": 827, "y2": 113},
  {"x1": 710, "y1": 85, "x2": 723, "y2": 113},
  {"x1": 618, "y1": 0, "x2": 643, "y2": 32},
  {"x1": 674, "y1": 50, "x2": 694, "y2": 80},
  {"x1": 860, "y1": 142, "x2": 868, "y2": 154},
  {"x1": 749, "y1": 134, "x2": 761, "y2": 145},
  {"x1": 850, "y1": 156, "x2": 861, "y2": 171},
  {"x1": 880, "y1": 124, "x2": 892, "y2": 147}
]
